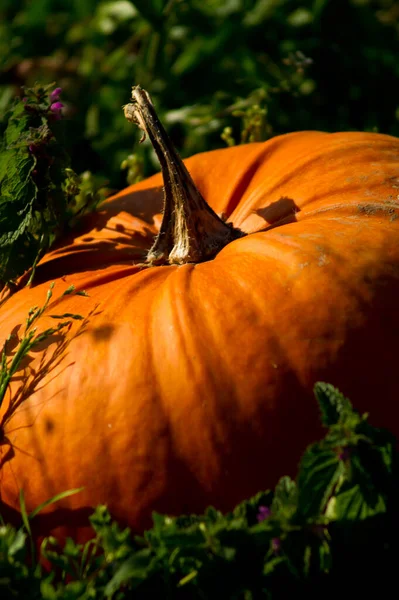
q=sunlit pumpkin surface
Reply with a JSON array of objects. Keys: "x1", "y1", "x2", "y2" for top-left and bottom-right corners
[{"x1": 1, "y1": 131, "x2": 399, "y2": 542}]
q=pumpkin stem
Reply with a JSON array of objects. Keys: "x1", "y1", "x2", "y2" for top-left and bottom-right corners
[{"x1": 123, "y1": 86, "x2": 245, "y2": 265}]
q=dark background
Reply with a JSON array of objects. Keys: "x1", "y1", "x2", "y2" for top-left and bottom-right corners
[{"x1": 1, "y1": 0, "x2": 398, "y2": 188}]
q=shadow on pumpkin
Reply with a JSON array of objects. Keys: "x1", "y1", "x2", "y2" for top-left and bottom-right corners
[
  {"x1": 255, "y1": 196, "x2": 300, "y2": 230},
  {"x1": 56, "y1": 186, "x2": 164, "y2": 250},
  {"x1": 13, "y1": 187, "x2": 165, "y2": 289}
]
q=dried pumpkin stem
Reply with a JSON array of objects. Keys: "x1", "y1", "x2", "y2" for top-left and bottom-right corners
[{"x1": 123, "y1": 86, "x2": 245, "y2": 265}]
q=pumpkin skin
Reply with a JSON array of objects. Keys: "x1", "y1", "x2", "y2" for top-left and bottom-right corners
[{"x1": 1, "y1": 130, "x2": 399, "y2": 542}]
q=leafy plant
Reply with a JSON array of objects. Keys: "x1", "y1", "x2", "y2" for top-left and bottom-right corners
[
  {"x1": 0, "y1": 383, "x2": 397, "y2": 598},
  {"x1": 0, "y1": 282, "x2": 92, "y2": 486},
  {"x1": 0, "y1": 84, "x2": 106, "y2": 288},
  {"x1": 1, "y1": 1, "x2": 398, "y2": 186},
  {"x1": 0, "y1": 283, "x2": 88, "y2": 409}
]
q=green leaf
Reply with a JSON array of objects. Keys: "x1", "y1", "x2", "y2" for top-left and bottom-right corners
[
  {"x1": 104, "y1": 548, "x2": 154, "y2": 596},
  {"x1": 270, "y1": 476, "x2": 297, "y2": 521},
  {"x1": 178, "y1": 570, "x2": 198, "y2": 586},
  {"x1": 332, "y1": 484, "x2": 387, "y2": 521},
  {"x1": 40, "y1": 580, "x2": 58, "y2": 600},
  {"x1": 297, "y1": 443, "x2": 344, "y2": 519},
  {"x1": 62, "y1": 285, "x2": 76, "y2": 295},
  {"x1": 5, "y1": 528, "x2": 27, "y2": 558},
  {"x1": 18, "y1": 490, "x2": 32, "y2": 538},
  {"x1": 263, "y1": 556, "x2": 287, "y2": 576},
  {"x1": 314, "y1": 382, "x2": 354, "y2": 427},
  {"x1": 318, "y1": 539, "x2": 332, "y2": 573},
  {"x1": 161, "y1": 529, "x2": 208, "y2": 549},
  {"x1": 29, "y1": 488, "x2": 84, "y2": 519}
]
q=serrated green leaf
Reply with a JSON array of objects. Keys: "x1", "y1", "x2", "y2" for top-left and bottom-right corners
[
  {"x1": 334, "y1": 484, "x2": 387, "y2": 521},
  {"x1": 297, "y1": 443, "x2": 344, "y2": 518},
  {"x1": 270, "y1": 476, "x2": 297, "y2": 521},
  {"x1": 0, "y1": 86, "x2": 93, "y2": 287},
  {"x1": 314, "y1": 382, "x2": 354, "y2": 427},
  {"x1": 0, "y1": 137, "x2": 39, "y2": 282}
]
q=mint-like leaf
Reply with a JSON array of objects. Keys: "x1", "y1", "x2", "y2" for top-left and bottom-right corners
[
  {"x1": 297, "y1": 443, "x2": 344, "y2": 519},
  {"x1": 270, "y1": 476, "x2": 297, "y2": 521},
  {"x1": 0, "y1": 103, "x2": 39, "y2": 284},
  {"x1": 314, "y1": 382, "x2": 353, "y2": 427},
  {"x1": 333, "y1": 483, "x2": 387, "y2": 521},
  {"x1": 0, "y1": 84, "x2": 104, "y2": 288}
]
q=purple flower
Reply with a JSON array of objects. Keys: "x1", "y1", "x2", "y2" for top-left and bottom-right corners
[
  {"x1": 50, "y1": 101, "x2": 64, "y2": 120},
  {"x1": 271, "y1": 537, "x2": 281, "y2": 554},
  {"x1": 50, "y1": 87, "x2": 62, "y2": 102},
  {"x1": 257, "y1": 505, "x2": 271, "y2": 522},
  {"x1": 50, "y1": 101, "x2": 63, "y2": 113}
]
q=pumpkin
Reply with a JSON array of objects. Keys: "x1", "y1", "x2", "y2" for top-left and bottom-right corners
[{"x1": 1, "y1": 87, "x2": 399, "y2": 544}]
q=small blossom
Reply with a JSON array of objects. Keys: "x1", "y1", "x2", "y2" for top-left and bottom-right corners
[
  {"x1": 271, "y1": 537, "x2": 281, "y2": 554},
  {"x1": 257, "y1": 505, "x2": 271, "y2": 522},
  {"x1": 50, "y1": 87, "x2": 62, "y2": 102},
  {"x1": 50, "y1": 101, "x2": 64, "y2": 113},
  {"x1": 50, "y1": 101, "x2": 64, "y2": 120}
]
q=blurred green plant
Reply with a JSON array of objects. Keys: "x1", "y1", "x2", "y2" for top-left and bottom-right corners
[{"x1": 1, "y1": 0, "x2": 398, "y2": 188}]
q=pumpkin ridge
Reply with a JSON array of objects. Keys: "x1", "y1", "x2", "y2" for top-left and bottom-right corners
[
  {"x1": 236, "y1": 146, "x2": 378, "y2": 222},
  {"x1": 222, "y1": 144, "x2": 280, "y2": 219}
]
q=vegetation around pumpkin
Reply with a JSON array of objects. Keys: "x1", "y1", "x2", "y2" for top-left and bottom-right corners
[
  {"x1": 1, "y1": 1, "x2": 399, "y2": 187},
  {"x1": 0, "y1": 383, "x2": 397, "y2": 599},
  {"x1": 0, "y1": 283, "x2": 89, "y2": 413},
  {"x1": 0, "y1": 84, "x2": 107, "y2": 289},
  {"x1": 1, "y1": 2, "x2": 399, "y2": 596}
]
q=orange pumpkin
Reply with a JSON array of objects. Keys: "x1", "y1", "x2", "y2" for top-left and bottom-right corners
[{"x1": 1, "y1": 91, "x2": 399, "y2": 543}]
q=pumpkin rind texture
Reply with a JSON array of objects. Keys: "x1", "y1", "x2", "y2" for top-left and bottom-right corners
[{"x1": 1, "y1": 131, "x2": 399, "y2": 541}]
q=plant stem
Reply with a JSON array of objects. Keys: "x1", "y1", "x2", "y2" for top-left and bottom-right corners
[{"x1": 123, "y1": 86, "x2": 245, "y2": 266}]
